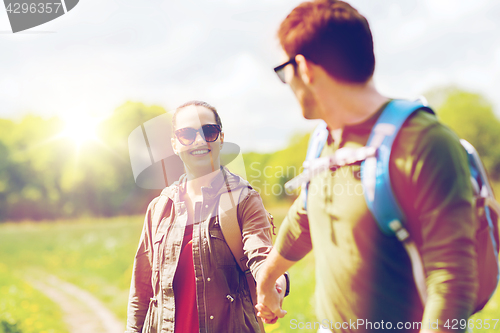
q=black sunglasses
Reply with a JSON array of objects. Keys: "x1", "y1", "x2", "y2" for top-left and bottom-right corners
[
  {"x1": 174, "y1": 124, "x2": 221, "y2": 146},
  {"x1": 274, "y1": 58, "x2": 296, "y2": 83}
]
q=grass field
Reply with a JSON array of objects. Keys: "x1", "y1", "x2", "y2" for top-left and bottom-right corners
[
  {"x1": 0, "y1": 216, "x2": 143, "y2": 322},
  {"x1": 0, "y1": 262, "x2": 67, "y2": 333},
  {"x1": 0, "y1": 209, "x2": 317, "y2": 333},
  {"x1": 0, "y1": 208, "x2": 499, "y2": 332}
]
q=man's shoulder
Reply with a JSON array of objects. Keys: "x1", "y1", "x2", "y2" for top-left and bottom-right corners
[
  {"x1": 406, "y1": 107, "x2": 438, "y2": 127},
  {"x1": 396, "y1": 108, "x2": 462, "y2": 156}
]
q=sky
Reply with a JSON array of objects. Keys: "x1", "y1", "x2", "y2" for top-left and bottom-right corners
[{"x1": 1, "y1": 0, "x2": 499, "y2": 153}]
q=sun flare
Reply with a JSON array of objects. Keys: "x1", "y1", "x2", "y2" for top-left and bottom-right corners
[{"x1": 60, "y1": 114, "x2": 102, "y2": 147}]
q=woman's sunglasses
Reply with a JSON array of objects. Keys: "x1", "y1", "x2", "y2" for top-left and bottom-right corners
[{"x1": 174, "y1": 124, "x2": 221, "y2": 146}]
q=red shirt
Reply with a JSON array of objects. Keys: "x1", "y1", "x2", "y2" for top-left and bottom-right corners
[{"x1": 173, "y1": 224, "x2": 199, "y2": 333}]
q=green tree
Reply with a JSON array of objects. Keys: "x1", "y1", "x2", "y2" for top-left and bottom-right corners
[
  {"x1": 0, "y1": 116, "x2": 66, "y2": 220},
  {"x1": 0, "y1": 102, "x2": 169, "y2": 221},
  {"x1": 244, "y1": 132, "x2": 310, "y2": 206},
  {"x1": 429, "y1": 88, "x2": 500, "y2": 180}
]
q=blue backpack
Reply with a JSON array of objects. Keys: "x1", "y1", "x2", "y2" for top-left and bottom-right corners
[{"x1": 288, "y1": 99, "x2": 500, "y2": 312}]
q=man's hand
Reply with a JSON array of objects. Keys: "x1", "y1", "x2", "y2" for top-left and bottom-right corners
[
  {"x1": 256, "y1": 275, "x2": 287, "y2": 324},
  {"x1": 255, "y1": 249, "x2": 295, "y2": 324}
]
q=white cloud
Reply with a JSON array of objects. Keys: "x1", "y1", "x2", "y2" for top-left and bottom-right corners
[
  {"x1": 1, "y1": 0, "x2": 500, "y2": 151},
  {"x1": 423, "y1": 0, "x2": 491, "y2": 21}
]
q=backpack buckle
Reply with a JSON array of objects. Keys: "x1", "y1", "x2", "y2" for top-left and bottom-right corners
[{"x1": 388, "y1": 220, "x2": 410, "y2": 242}]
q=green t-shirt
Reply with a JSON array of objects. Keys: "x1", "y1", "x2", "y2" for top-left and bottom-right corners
[{"x1": 275, "y1": 105, "x2": 477, "y2": 333}]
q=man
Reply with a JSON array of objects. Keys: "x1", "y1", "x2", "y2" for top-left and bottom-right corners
[{"x1": 255, "y1": 1, "x2": 477, "y2": 332}]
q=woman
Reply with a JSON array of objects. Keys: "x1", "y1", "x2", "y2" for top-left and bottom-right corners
[{"x1": 125, "y1": 101, "x2": 286, "y2": 333}]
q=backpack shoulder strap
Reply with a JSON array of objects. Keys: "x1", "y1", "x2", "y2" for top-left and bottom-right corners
[
  {"x1": 218, "y1": 187, "x2": 247, "y2": 272},
  {"x1": 218, "y1": 187, "x2": 266, "y2": 333},
  {"x1": 360, "y1": 99, "x2": 434, "y2": 306},
  {"x1": 302, "y1": 121, "x2": 329, "y2": 210},
  {"x1": 148, "y1": 193, "x2": 173, "y2": 300},
  {"x1": 361, "y1": 99, "x2": 433, "y2": 235},
  {"x1": 306, "y1": 120, "x2": 329, "y2": 160}
]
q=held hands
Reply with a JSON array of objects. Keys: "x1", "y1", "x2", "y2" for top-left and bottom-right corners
[{"x1": 255, "y1": 275, "x2": 287, "y2": 324}]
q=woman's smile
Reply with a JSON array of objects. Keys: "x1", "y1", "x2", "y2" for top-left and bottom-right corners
[{"x1": 189, "y1": 148, "x2": 211, "y2": 156}]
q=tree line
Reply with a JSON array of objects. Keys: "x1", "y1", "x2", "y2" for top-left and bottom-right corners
[
  {"x1": 0, "y1": 102, "x2": 165, "y2": 221},
  {"x1": 1, "y1": 88, "x2": 499, "y2": 221}
]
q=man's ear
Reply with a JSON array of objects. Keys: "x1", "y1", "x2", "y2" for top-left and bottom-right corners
[
  {"x1": 295, "y1": 54, "x2": 313, "y2": 85},
  {"x1": 220, "y1": 132, "x2": 224, "y2": 147}
]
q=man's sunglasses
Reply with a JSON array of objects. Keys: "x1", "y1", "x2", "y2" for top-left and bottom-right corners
[
  {"x1": 274, "y1": 58, "x2": 296, "y2": 83},
  {"x1": 174, "y1": 124, "x2": 221, "y2": 146}
]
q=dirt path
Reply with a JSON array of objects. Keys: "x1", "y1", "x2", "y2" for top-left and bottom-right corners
[{"x1": 28, "y1": 275, "x2": 124, "y2": 333}]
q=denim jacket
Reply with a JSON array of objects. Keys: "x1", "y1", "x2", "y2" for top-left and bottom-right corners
[{"x1": 125, "y1": 168, "x2": 273, "y2": 333}]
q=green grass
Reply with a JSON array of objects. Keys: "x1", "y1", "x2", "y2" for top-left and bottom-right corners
[
  {"x1": 0, "y1": 262, "x2": 67, "y2": 333},
  {"x1": 264, "y1": 252, "x2": 317, "y2": 333},
  {"x1": 0, "y1": 216, "x2": 143, "y2": 320},
  {"x1": 264, "y1": 207, "x2": 317, "y2": 333},
  {"x1": 1, "y1": 209, "x2": 500, "y2": 332}
]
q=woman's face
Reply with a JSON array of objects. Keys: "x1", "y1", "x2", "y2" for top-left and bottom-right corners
[{"x1": 172, "y1": 105, "x2": 224, "y2": 177}]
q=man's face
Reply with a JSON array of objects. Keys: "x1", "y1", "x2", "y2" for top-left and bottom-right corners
[
  {"x1": 281, "y1": 54, "x2": 322, "y2": 120},
  {"x1": 172, "y1": 105, "x2": 224, "y2": 176}
]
